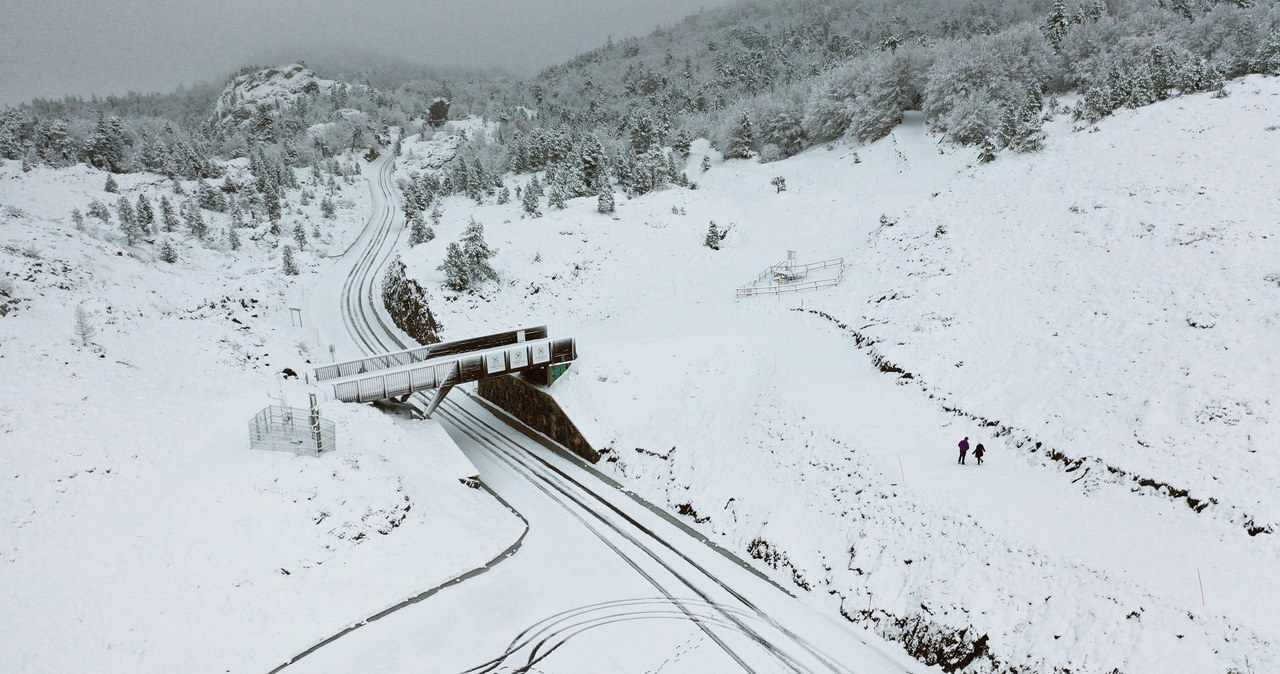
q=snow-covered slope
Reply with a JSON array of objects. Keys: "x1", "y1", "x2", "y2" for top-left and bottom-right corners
[
  {"x1": 858, "y1": 81, "x2": 1280, "y2": 535},
  {"x1": 398, "y1": 76, "x2": 1280, "y2": 673},
  {"x1": 0, "y1": 155, "x2": 519, "y2": 671}
]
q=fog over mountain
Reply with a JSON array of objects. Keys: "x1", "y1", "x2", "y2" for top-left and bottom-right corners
[{"x1": 0, "y1": 0, "x2": 732, "y2": 105}]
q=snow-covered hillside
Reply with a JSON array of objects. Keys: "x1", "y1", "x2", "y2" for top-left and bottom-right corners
[
  {"x1": 213, "y1": 63, "x2": 355, "y2": 127},
  {"x1": 398, "y1": 76, "x2": 1280, "y2": 673},
  {"x1": 858, "y1": 82, "x2": 1280, "y2": 536},
  {"x1": 0, "y1": 153, "x2": 519, "y2": 671}
]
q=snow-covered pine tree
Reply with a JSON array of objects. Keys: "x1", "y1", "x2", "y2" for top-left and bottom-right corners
[
  {"x1": 1000, "y1": 86, "x2": 1045, "y2": 153},
  {"x1": 1149, "y1": 45, "x2": 1178, "y2": 100},
  {"x1": 626, "y1": 110, "x2": 664, "y2": 155},
  {"x1": 320, "y1": 196, "x2": 336, "y2": 219},
  {"x1": 460, "y1": 218, "x2": 498, "y2": 285},
  {"x1": 228, "y1": 226, "x2": 241, "y2": 251},
  {"x1": 701, "y1": 155, "x2": 711, "y2": 172},
  {"x1": 117, "y1": 197, "x2": 142, "y2": 245},
  {"x1": 498, "y1": 186, "x2": 510, "y2": 204},
  {"x1": 1121, "y1": 67, "x2": 1157, "y2": 109},
  {"x1": 430, "y1": 203, "x2": 443, "y2": 227},
  {"x1": 159, "y1": 239, "x2": 178, "y2": 263},
  {"x1": 160, "y1": 196, "x2": 178, "y2": 232},
  {"x1": 409, "y1": 211, "x2": 434, "y2": 246},
  {"x1": 71, "y1": 208, "x2": 85, "y2": 230},
  {"x1": 1163, "y1": 0, "x2": 1194, "y2": 21},
  {"x1": 1254, "y1": 30, "x2": 1280, "y2": 75},
  {"x1": 704, "y1": 221, "x2": 726, "y2": 250},
  {"x1": 997, "y1": 108, "x2": 1021, "y2": 151},
  {"x1": 672, "y1": 130, "x2": 693, "y2": 158},
  {"x1": 139, "y1": 135, "x2": 167, "y2": 172},
  {"x1": 1077, "y1": 0, "x2": 1105, "y2": 23},
  {"x1": 104, "y1": 173, "x2": 119, "y2": 193},
  {"x1": 39, "y1": 119, "x2": 78, "y2": 168},
  {"x1": 292, "y1": 223, "x2": 307, "y2": 249},
  {"x1": 86, "y1": 115, "x2": 128, "y2": 173},
  {"x1": 264, "y1": 189, "x2": 282, "y2": 222},
  {"x1": 548, "y1": 186, "x2": 567, "y2": 209},
  {"x1": 1073, "y1": 85, "x2": 1113, "y2": 123},
  {"x1": 197, "y1": 180, "x2": 227, "y2": 212},
  {"x1": 725, "y1": 112, "x2": 757, "y2": 159},
  {"x1": 978, "y1": 138, "x2": 997, "y2": 163},
  {"x1": 578, "y1": 135, "x2": 608, "y2": 191},
  {"x1": 282, "y1": 245, "x2": 300, "y2": 276},
  {"x1": 184, "y1": 201, "x2": 207, "y2": 239},
  {"x1": 521, "y1": 183, "x2": 542, "y2": 217},
  {"x1": 88, "y1": 199, "x2": 111, "y2": 223},
  {"x1": 135, "y1": 195, "x2": 155, "y2": 233},
  {"x1": 597, "y1": 187, "x2": 615, "y2": 214},
  {"x1": 1041, "y1": 0, "x2": 1071, "y2": 51},
  {"x1": 439, "y1": 242, "x2": 470, "y2": 292},
  {"x1": 452, "y1": 156, "x2": 471, "y2": 198}
]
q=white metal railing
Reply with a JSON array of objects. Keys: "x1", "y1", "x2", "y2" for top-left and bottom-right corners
[
  {"x1": 333, "y1": 361, "x2": 460, "y2": 403},
  {"x1": 315, "y1": 346, "x2": 429, "y2": 381},
  {"x1": 327, "y1": 337, "x2": 577, "y2": 403},
  {"x1": 248, "y1": 405, "x2": 336, "y2": 455},
  {"x1": 736, "y1": 258, "x2": 845, "y2": 298},
  {"x1": 315, "y1": 325, "x2": 547, "y2": 381}
]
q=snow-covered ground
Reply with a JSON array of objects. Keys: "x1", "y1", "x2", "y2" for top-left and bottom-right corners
[
  {"x1": 4, "y1": 73, "x2": 1277, "y2": 674},
  {"x1": 397, "y1": 76, "x2": 1280, "y2": 673},
  {"x1": 0, "y1": 155, "x2": 519, "y2": 672},
  {"x1": 290, "y1": 136, "x2": 929, "y2": 674}
]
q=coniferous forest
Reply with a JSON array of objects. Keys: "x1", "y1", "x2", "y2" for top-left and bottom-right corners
[{"x1": 1, "y1": 0, "x2": 1277, "y2": 238}]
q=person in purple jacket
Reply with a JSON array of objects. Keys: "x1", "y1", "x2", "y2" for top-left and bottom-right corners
[{"x1": 958, "y1": 437, "x2": 970, "y2": 465}]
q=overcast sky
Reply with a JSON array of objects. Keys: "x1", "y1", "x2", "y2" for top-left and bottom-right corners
[{"x1": 0, "y1": 0, "x2": 734, "y2": 106}]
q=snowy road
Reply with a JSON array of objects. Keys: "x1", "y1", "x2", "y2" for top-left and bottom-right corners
[{"x1": 287, "y1": 147, "x2": 926, "y2": 673}]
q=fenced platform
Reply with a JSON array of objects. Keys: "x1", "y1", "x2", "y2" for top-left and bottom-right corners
[
  {"x1": 248, "y1": 405, "x2": 336, "y2": 456},
  {"x1": 736, "y1": 256, "x2": 845, "y2": 298}
]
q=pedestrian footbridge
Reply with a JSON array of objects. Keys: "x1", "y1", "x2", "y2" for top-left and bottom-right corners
[{"x1": 315, "y1": 326, "x2": 577, "y2": 417}]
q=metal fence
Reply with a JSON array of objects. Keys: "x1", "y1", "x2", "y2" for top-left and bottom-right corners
[
  {"x1": 315, "y1": 326, "x2": 549, "y2": 381},
  {"x1": 329, "y1": 337, "x2": 577, "y2": 403},
  {"x1": 248, "y1": 405, "x2": 336, "y2": 456},
  {"x1": 736, "y1": 258, "x2": 845, "y2": 298}
]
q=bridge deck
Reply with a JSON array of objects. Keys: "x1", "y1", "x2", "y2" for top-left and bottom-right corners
[
  {"x1": 327, "y1": 337, "x2": 576, "y2": 403},
  {"x1": 315, "y1": 326, "x2": 549, "y2": 382}
]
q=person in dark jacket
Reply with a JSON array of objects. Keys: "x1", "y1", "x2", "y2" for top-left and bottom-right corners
[
  {"x1": 974, "y1": 443, "x2": 986, "y2": 465},
  {"x1": 958, "y1": 437, "x2": 969, "y2": 465}
]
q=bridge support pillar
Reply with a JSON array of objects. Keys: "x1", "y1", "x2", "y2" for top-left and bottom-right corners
[{"x1": 422, "y1": 384, "x2": 454, "y2": 419}]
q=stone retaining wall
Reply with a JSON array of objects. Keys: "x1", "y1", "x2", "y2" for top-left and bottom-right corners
[{"x1": 477, "y1": 374, "x2": 599, "y2": 463}]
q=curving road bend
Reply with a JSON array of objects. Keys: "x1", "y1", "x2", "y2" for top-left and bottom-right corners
[{"x1": 292, "y1": 146, "x2": 925, "y2": 674}]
